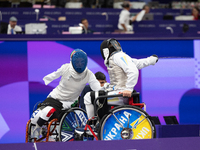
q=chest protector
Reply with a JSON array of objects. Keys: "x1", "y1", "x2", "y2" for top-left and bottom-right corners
[{"x1": 107, "y1": 55, "x2": 127, "y2": 91}]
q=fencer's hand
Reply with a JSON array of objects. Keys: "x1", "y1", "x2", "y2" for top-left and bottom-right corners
[
  {"x1": 103, "y1": 82, "x2": 109, "y2": 89},
  {"x1": 43, "y1": 76, "x2": 51, "y2": 85},
  {"x1": 152, "y1": 54, "x2": 158, "y2": 62},
  {"x1": 152, "y1": 54, "x2": 158, "y2": 63},
  {"x1": 120, "y1": 90, "x2": 132, "y2": 97},
  {"x1": 148, "y1": 54, "x2": 158, "y2": 65}
]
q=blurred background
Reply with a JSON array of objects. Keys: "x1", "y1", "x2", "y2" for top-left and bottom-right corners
[{"x1": 0, "y1": 0, "x2": 200, "y2": 34}]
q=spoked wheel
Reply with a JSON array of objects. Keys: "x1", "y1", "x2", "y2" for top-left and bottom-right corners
[
  {"x1": 59, "y1": 108, "x2": 88, "y2": 142},
  {"x1": 99, "y1": 105, "x2": 156, "y2": 140}
]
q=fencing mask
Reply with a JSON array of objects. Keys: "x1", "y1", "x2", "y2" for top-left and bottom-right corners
[
  {"x1": 70, "y1": 49, "x2": 88, "y2": 73},
  {"x1": 100, "y1": 38, "x2": 122, "y2": 66}
]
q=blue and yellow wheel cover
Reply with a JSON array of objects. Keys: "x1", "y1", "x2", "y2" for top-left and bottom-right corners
[{"x1": 101, "y1": 108, "x2": 153, "y2": 140}]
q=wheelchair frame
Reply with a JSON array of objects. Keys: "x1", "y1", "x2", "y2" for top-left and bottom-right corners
[{"x1": 25, "y1": 118, "x2": 59, "y2": 142}]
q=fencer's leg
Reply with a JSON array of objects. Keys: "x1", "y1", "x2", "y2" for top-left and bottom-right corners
[
  {"x1": 37, "y1": 106, "x2": 56, "y2": 127},
  {"x1": 31, "y1": 106, "x2": 56, "y2": 139},
  {"x1": 84, "y1": 91, "x2": 100, "y2": 119},
  {"x1": 84, "y1": 92, "x2": 94, "y2": 119}
]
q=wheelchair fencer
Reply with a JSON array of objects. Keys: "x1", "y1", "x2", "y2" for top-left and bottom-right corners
[{"x1": 25, "y1": 91, "x2": 156, "y2": 142}]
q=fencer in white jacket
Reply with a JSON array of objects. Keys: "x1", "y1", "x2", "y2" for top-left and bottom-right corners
[
  {"x1": 84, "y1": 38, "x2": 158, "y2": 119},
  {"x1": 30, "y1": 49, "x2": 102, "y2": 138}
]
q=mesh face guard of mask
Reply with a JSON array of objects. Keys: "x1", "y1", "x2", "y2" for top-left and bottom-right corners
[{"x1": 70, "y1": 49, "x2": 88, "y2": 73}]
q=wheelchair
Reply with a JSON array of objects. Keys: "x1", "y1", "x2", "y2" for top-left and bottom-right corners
[
  {"x1": 25, "y1": 92, "x2": 156, "y2": 142},
  {"x1": 25, "y1": 107, "x2": 88, "y2": 142},
  {"x1": 84, "y1": 92, "x2": 156, "y2": 140}
]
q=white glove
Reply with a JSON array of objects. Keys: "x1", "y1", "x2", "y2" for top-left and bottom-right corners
[
  {"x1": 103, "y1": 82, "x2": 110, "y2": 90},
  {"x1": 43, "y1": 76, "x2": 52, "y2": 85},
  {"x1": 148, "y1": 55, "x2": 158, "y2": 65}
]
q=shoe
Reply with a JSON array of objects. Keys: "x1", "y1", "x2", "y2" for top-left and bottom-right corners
[
  {"x1": 75, "y1": 125, "x2": 97, "y2": 136},
  {"x1": 87, "y1": 129, "x2": 97, "y2": 136},
  {"x1": 74, "y1": 127, "x2": 85, "y2": 136},
  {"x1": 74, "y1": 127, "x2": 96, "y2": 141}
]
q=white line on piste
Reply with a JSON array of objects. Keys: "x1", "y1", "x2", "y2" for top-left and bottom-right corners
[
  {"x1": 33, "y1": 142, "x2": 38, "y2": 150},
  {"x1": 126, "y1": 149, "x2": 137, "y2": 150}
]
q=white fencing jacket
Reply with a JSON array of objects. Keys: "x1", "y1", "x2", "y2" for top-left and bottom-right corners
[
  {"x1": 43, "y1": 63, "x2": 102, "y2": 102},
  {"x1": 107, "y1": 51, "x2": 158, "y2": 92}
]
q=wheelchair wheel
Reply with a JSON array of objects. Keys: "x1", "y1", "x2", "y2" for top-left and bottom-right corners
[
  {"x1": 59, "y1": 107, "x2": 88, "y2": 142},
  {"x1": 99, "y1": 105, "x2": 156, "y2": 140}
]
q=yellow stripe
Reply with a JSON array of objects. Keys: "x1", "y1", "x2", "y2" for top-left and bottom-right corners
[
  {"x1": 107, "y1": 97, "x2": 120, "y2": 102},
  {"x1": 123, "y1": 56, "x2": 128, "y2": 65}
]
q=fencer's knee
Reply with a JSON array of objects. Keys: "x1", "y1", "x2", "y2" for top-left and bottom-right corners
[
  {"x1": 40, "y1": 106, "x2": 56, "y2": 120},
  {"x1": 31, "y1": 106, "x2": 56, "y2": 126},
  {"x1": 38, "y1": 106, "x2": 56, "y2": 127},
  {"x1": 84, "y1": 92, "x2": 92, "y2": 105}
]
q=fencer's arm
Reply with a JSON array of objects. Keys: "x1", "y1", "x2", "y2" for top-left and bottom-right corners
[
  {"x1": 136, "y1": 10, "x2": 145, "y2": 22},
  {"x1": 43, "y1": 64, "x2": 65, "y2": 85},
  {"x1": 88, "y1": 72, "x2": 103, "y2": 91},
  {"x1": 131, "y1": 12, "x2": 140, "y2": 22},
  {"x1": 114, "y1": 54, "x2": 139, "y2": 92},
  {"x1": 132, "y1": 55, "x2": 158, "y2": 70},
  {"x1": 132, "y1": 15, "x2": 137, "y2": 22}
]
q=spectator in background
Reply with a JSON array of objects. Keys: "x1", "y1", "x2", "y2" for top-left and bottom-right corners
[
  {"x1": 7, "y1": 16, "x2": 22, "y2": 34},
  {"x1": 132, "y1": 5, "x2": 150, "y2": 22},
  {"x1": 80, "y1": 18, "x2": 94, "y2": 34},
  {"x1": 192, "y1": 6, "x2": 200, "y2": 20},
  {"x1": 118, "y1": 1, "x2": 151, "y2": 32},
  {"x1": 117, "y1": 1, "x2": 133, "y2": 32},
  {"x1": 79, "y1": 71, "x2": 108, "y2": 110}
]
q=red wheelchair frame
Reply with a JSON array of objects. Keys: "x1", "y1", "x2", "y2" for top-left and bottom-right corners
[{"x1": 25, "y1": 118, "x2": 59, "y2": 143}]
